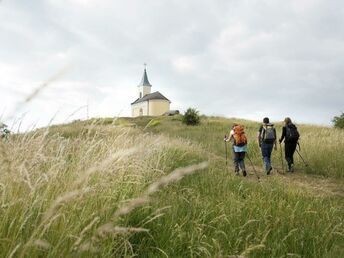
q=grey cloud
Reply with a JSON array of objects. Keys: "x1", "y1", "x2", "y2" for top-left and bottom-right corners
[{"x1": 0, "y1": 0, "x2": 343, "y2": 129}]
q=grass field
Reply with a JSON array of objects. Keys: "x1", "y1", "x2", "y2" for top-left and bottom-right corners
[{"x1": 0, "y1": 116, "x2": 343, "y2": 257}]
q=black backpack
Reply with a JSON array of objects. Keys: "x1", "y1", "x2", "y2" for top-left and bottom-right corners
[{"x1": 285, "y1": 124, "x2": 300, "y2": 143}]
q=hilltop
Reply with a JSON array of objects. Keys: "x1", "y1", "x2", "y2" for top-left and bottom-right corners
[{"x1": 0, "y1": 116, "x2": 343, "y2": 257}]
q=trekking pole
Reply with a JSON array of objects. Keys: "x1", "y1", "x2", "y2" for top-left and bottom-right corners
[
  {"x1": 295, "y1": 149, "x2": 308, "y2": 167},
  {"x1": 224, "y1": 135, "x2": 228, "y2": 166},
  {"x1": 279, "y1": 142, "x2": 285, "y2": 173},
  {"x1": 246, "y1": 152, "x2": 260, "y2": 181}
]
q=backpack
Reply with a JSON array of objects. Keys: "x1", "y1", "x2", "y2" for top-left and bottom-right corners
[
  {"x1": 285, "y1": 124, "x2": 300, "y2": 143},
  {"x1": 261, "y1": 124, "x2": 276, "y2": 143},
  {"x1": 233, "y1": 125, "x2": 247, "y2": 146}
]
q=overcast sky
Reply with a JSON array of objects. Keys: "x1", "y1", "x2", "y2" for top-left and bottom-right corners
[{"x1": 1, "y1": 0, "x2": 343, "y2": 130}]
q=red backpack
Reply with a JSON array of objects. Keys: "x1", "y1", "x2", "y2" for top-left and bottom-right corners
[{"x1": 233, "y1": 125, "x2": 248, "y2": 146}]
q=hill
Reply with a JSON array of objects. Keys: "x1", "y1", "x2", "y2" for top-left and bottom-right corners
[{"x1": 0, "y1": 116, "x2": 343, "y2": 257}]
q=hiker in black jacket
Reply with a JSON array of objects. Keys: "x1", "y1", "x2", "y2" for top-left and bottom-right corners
[{"x1": 279, "y1": 117, "x2": 300, "y2": 172}]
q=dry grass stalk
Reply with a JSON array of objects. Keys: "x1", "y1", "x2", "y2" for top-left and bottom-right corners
[
  {"x1": 73, "y1": 216, "x2": 100, "y2": 250},
  {"x1": 96, "y1": 224, "x2": 149, "y2": 237},
  {"x1": 146, "y1": 161, "x2": 208, "y2": 194},
  {"x1": 8, "y1": 243, "x2": 22, "y2": 258},
  {"x1": 113, "y1": 161, "x2": 208, "y2": 218},
  {"x1": 43, "y1": 188, "x2": 91, "y2": 222},
  {"x1": 114, "y1": 197, "x2": 149, "y2": 217},
  {"x1": 241, "y1": 244, "x2": 265, "y2": 256},
  {"x1": 32, "y1": 239, "x2": 51, "y2": 250},
  {"x1": 74, "y1": 147, "x2": 139, "y2": 187}
]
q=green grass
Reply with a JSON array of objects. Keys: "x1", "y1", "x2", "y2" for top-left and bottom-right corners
[
  {"x1": 0, "y1": 116, "x2": 343, "y2": 257},
  {"x1": 120, "y1": 115, "x2": 344, "y2": 179}
]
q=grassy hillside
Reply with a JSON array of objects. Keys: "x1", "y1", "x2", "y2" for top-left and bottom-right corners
[
  {"x1": 0, "y1": 116, "x2": 343, "y2": 257},
  {"x1": 124, "y1": 115, "x2": 344, "y2": 179}
]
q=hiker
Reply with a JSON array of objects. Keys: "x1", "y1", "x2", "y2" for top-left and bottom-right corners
[
  {"x1": 225, "y1": 124, "x2": 247, "y2": 176},
  {"x1": 258, "y1": 117, "x2": 277, "y2": 175},
  {"x1": 279, "y1": 117, "x2": 300, "y2": 172}
]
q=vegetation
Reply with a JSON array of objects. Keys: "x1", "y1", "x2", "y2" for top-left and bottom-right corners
[
  {"x1": 333, "y1": 112, "x2": 344, "y2": 129},
  {"x1": 0, "y1": 116, "x2": 343, "y2": 257},
  {"x1": 182, "y1": 108, "x2": 201, "y2": 126}
]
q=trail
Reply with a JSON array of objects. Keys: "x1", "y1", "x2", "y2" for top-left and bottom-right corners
[
  {"x1": 204, "y1": 148, "x2": 344, "y2": 198},
  {"x1": 273, "y1": 170, "x2": 344, "y2": 197},
  {"x1": 234, "y1": 163, "x2": 344, "y2": 198}
]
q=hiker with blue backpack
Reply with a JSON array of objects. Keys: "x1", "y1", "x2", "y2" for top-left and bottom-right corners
[
  {"x1": 279, "y1": 117, "x2": 300, "y2": 172},
  {"x1": 258, "y1": 117, "x2": 277, "y2": 175}
]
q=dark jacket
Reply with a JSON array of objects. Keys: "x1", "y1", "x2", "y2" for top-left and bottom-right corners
[{"x1": 280, "y1": 123, "x2": 298, "y2": 143}]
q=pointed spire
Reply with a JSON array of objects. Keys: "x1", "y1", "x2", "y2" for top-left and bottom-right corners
[{"x1": 138, "y1": 63, "x2": 152, "y2": 87}]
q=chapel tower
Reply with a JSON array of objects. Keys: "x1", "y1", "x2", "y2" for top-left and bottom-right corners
[{"x1": 138, "y1": 64, "x2": 152, "y2": 99}]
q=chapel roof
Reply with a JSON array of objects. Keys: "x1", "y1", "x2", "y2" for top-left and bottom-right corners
[
  {"x1": 138, "y1": 68, "x2": 152, "y2": 87},
  {"x1": 131, "y1": 91, "x2": 170, "y2": 105}
]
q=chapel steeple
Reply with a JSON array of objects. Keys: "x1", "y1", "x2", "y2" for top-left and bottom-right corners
[{"x1": 138, "y1": 63, "x2": 152, "y2": 98}]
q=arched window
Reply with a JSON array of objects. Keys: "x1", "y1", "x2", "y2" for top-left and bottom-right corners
[
  {"x1": 139, "y1": 92, "x2": 142, "y2": 98},
  {"x1": 139, "y1": 108, "x2": 143, "y2": 116}
]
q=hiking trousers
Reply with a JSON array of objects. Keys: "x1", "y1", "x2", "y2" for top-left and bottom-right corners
[
  {"x1": 233, "y1": 151, "x2": 246, "y2": 172},
  {"x1": 285, "y1": 142, "x2": 297, "y2": 167},
  {"x1": 261, "y1": 142, "x2": 274, "y2": 172}
]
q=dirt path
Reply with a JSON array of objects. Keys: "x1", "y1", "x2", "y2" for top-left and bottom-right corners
[
  {"x1": 273, "y1": 170, "x2": 344, "y2": 197},
  {"x1": 205, "y1": 149, "x2": 344, "y2": 198}
]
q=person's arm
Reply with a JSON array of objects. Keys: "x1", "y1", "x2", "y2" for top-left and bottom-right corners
[
  {"x1": 228, "y1": 129, "x2": 235, "y2": 143},
  {"x1": 279, "y1": 126, "x2": 286, "y2": 143},
  {"x1": 257, "y1": 127, "x2": 262, "y2": 147},
  {"x1": 224, "y1": 130, "x2": 233, "y2": 142}
]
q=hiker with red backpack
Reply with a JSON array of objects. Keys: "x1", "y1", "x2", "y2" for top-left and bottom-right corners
[
  {"x1": 258, "y1": 117, "x2": 277, "y2": 175},
  {"x1": 279, "y1": 117, "x2": 300, "y2": 172},
  {"x1": 225, "y1": 124, "x2": 248, "y2": 177}
]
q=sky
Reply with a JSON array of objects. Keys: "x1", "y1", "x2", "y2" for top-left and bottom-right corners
[{"x1": 0, "y1": 0, "x2": 343, "y2": 130}]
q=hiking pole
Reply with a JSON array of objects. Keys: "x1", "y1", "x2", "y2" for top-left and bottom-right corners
[
  {"x1": 295, "y1": 149, "x2": 308, "y2": 167},
  {"x1": 246, "y1": 152, "x2": 260, "y2": 181},
  {"x1": 279, "y1": 142, "x2": 285, "y2": 173},
  {"x1": 224, "y1": 135, "x2": 228, "y2": 166}
]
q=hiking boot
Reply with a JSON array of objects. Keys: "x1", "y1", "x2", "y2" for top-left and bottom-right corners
[
  {"x1": 267, "y1": 167, "x2": 272, "y2": 175},
  {"x1": 288, "y1": 164, "x2": 294, "y2": 173},
  {"x1": 243, "y1": 170, "x2": 247, "y2": 177}
]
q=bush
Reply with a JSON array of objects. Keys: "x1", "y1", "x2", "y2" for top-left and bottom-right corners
[
  {"x1": 182, "y1": 108, "x2": 200, "y2": 126},
  {"x1": 333, "y1": 112, "x2": 344, "y2": 128}
]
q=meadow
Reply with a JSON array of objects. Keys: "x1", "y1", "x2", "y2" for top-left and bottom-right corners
[{"x1": 0, "y1": 116, "x2": 343, "y2": 257}]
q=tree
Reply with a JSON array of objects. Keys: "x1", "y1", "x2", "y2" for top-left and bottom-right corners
[
  {"x1": 182, "y1": 108, "x2": 200, "y2": 126},
  {"x1": 333, "y1": 112, "x2": 344, "y2": 129}
]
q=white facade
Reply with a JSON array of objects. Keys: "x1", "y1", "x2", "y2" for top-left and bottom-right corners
[{"x1": 132, "y1": 102, "x2": 148, "y2": 117}]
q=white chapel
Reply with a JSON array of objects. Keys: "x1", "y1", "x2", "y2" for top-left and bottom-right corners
[{"x1": 131, "y1": 66, "x2": 171, "y2": 117}]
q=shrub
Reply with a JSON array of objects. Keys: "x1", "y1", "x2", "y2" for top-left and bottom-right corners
[
  {"x1": 333, "y1": 112, "x2": 344, "y2": 128},
  {"x1": 182, "y1": 108, "x2": 200, "y2": 126}
]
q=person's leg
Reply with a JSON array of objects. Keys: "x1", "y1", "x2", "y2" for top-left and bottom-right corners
[
  {"x1": 285, "y1": 143, "x2": 293, "y2": 171},
  {"x1": 239, "y1": 152, "x2": 247, "y2": 176},
  {"x1": 261, "y1": 143, "x2": 270, "y2": 173},
  {"x1": 262, "y1": 143, "x2": 273, "y2": 173},
  {"x1": 233, "y1": 150, "x2": 239, "y2": 174},
  {"x1": 266, "y1": 144, "x2": 273, "y2": 174},
  {"x1": 290, "y1": 142, "x2": 297, "y2": 172}
]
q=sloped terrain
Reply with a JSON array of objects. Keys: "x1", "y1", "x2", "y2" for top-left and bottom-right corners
[{"x1": 0, "y1": 116, "x2": 343, "y2": 257}]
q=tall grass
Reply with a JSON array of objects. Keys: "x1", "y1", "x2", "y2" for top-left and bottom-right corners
[
  {"x1": 0, "y1": 117, "x2": 343, "y2": 257},
  {"x1": 0, "y1": 122, "x2": 206, "y2": 257},
  {"x1": 131, "y1": 116, "x2": 344, "y2": 179}
]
